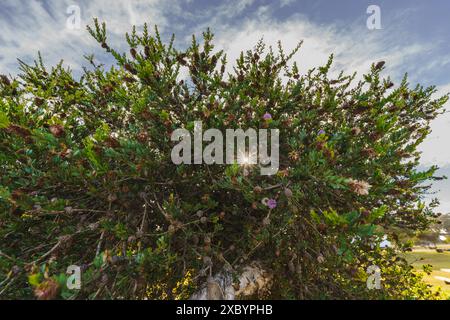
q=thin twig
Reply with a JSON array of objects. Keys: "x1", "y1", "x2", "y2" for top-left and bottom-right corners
[
  {"x1": 96, "y1": 231, "x2": 105, "y2": 257},
  {"x1": 0, "y1": 277, "x2": 15, "y2": 296},
  {"x1": 0, "y1": 250, "x2": 15, "y2": 262},
  {"x1": 26, "y1": 240, "x2": 63, "y2": 266}
]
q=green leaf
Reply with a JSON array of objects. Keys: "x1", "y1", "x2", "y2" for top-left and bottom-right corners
[
  {"x1": 28, "y1": 273, "x2": 42, "y2": 287},
  {"x1": 0, "y1": 111, "x2": 10, "y2": 129},
  {"x1": 0, "y1": 186, "x2": 11, "y2": 201},
  {"x1": 225, "y1": 163, "x2": 239, "y2": 177},
  {"x1": 368, "y1": 205, "x2": 387, "y2": 222},
  {"x1": 357, "y1": 224, "x2": 376, "y2": 237}
]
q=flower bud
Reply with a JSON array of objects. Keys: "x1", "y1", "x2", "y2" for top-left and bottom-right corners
[
  {"x1": 284, "y1": 188, "x2": 293, "y2": 198},
  {"x1": 253, "y1": 186, "x2": 263, "y2": 193}
]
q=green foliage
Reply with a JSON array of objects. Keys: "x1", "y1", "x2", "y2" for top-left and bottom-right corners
[{"x1": 0, "y1": 20, "x2": 448, "y2": 299}]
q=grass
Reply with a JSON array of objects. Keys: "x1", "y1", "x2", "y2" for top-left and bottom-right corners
[{"x1": 404, "y1": 247, "x2": 450, "y2": 298}]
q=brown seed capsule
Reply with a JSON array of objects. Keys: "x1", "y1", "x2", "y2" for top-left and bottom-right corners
[
  {"x1": 317, "y1": 255, "x2": 325, "y2": 264},
  {"x1": 49, "y1": 124, "x2": 64, "y2": 138},
  {"x1": 0, "y1": 74, "x2": 10, "y2": 86},
  {"x1": 385, "y1": 81, "x2": 394, "y2": 89},
  {"x1": 130, "y1": 48, "x2": 137, "y2": 59},
  {"x1": 142, "y1": 45, "x2": 149, "y2": 56},
  {"x1": 196, "y1": 210, "x2": 204, "y2": 218},
  {"x1": 124, "y1": 63, "x2": 137, "y2": 75},
  {"x1": 178, "y1": 57, "x2": 187, "y2": 66},
  {"x1": 34, "y1": 97, "x2": 44, "y2": 106},
  {"x1": 200, "y1": 216, "x2": 208, "y2": 224},
  {"x1": 123, "y1": 76, "x2": 136, "y2": 83},
  {"x1": 351, "y1": 127, "x2": 361, "y2": 135},
  {"x1": 316, "y1": 141, "x2": 325, "y2": 151},
  {"x1": 105, "y1": 136, "x2": 120, "y2": 148},
  {"x1": 361, "y1": 209, "x2": 370, "y2": 218},
  {"x1": 11, "y1": 265, "x2": 21, "y2": 275},
  {"x1": 210, "y1": 55, "x2": 217, "y2": 65},
  {"x1": 362, "y1": 148, "x2": 377, "y2": 158},
  {"x1": 318, "y1": 223, "x2": 327, "y2": 233},
  {"x1": 253, "y1": 186, "x2": 263, "y2": 193},
  {"x1": 107, "y1": 194, "x2": 117, "y2": 203},
  {"x1": 137, "y1": 131, "x2": 148, "y2": 143},
  {"x1": 102, "y1": 85, "x2": 113, "y2": 94},
  {"x1": 284, "y1": 188, "x2": 293, "y2": 198},
  {"x1": 64, "y1": 206, "x2": 74, "y2": 214},
  {"x1": 288, "y1": 260, "x2": 295, "y2": 273},
  {"x1": 375, "y1": 61, "x2": 385, "y2": 70},
  {"x1": 370, "y1": 132, "x2": 381, "y2": 142}
]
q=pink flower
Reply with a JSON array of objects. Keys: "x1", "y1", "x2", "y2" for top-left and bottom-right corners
[
  {"x1": 347, "y1": 179, "x2": 371, "y2": 196},
  {"x1": 263, "y1": 113, "x2": 272, "y2": 120},
  {"x1": 267, "y1": 199, "x2": 277, "y2": 209}
]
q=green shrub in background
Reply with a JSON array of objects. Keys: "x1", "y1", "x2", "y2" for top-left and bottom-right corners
[{"x1": 0, "y1": 19, "x2": 448, "y2": 299}]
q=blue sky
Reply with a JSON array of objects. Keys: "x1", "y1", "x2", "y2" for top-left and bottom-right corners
[{"x1": 1, "y1": 0, "x2": 450, "y2": 211}]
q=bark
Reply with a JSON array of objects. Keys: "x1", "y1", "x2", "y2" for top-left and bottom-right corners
[{"x1": 190, "y1": 262, "x2": 272, "y2": 300}]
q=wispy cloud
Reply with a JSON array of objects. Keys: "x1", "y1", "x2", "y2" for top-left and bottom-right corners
[
  {"x1": 418, "y1": 84, "x2": 450, "y2": 167},
  {"x1": 0, "y1": 0, "x2": 449, "y2": 210},
  {"x1": 0, "y1": 0, "x2": 172, "y2": 73}
]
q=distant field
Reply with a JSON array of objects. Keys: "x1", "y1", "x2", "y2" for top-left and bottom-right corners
[{"x1": 404, "y1": 247, "x2": 450, "y2": 298}]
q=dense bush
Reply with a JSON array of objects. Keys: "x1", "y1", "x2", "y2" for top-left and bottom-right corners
[{"x1": 0, "y1": 20, "x2": 448, "y2": 299}]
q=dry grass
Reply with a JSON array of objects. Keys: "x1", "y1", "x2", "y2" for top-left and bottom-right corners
[{"x1": 405, "y1": 247, "x2": 450, "y2": 298}]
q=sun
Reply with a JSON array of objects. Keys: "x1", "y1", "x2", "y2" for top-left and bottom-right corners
[{"x1": 241, "y1": 155, "x2": 251, "y2": 165}]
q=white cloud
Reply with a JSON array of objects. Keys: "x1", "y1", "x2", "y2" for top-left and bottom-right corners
[
  {"x1": 418, "y1": 84, "x2": 450, "y2": 167},
  {"x1": 1, "y1": 0, "x2": 449, "y2": 210},
  {"x1": 209, "y1": 11, "x2": 433, "y2": 83},
  {"x1": 204, "y1": 10, "x2": 450, "y2": 212},
  {"x1": 206, "y1": 11, "x2": 450, "y2": 167},
  {"x1": 0, "y1": 0, "x2": 171, "y2": 74}
]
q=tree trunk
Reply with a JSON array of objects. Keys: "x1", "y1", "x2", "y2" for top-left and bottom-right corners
[{"x1": 190, "y1": 262, "x2": 272, "y2": 300}]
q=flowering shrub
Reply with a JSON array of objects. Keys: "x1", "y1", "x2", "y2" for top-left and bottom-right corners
[{"x1": 0, "y1": 20, "x2": 448, "y2": 299}]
